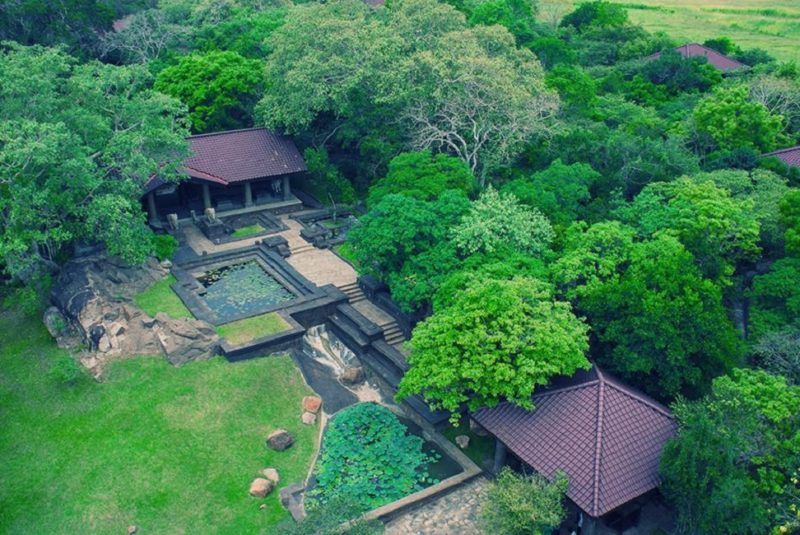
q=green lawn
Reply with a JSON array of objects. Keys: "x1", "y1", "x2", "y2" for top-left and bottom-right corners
[
  {"x1": 134, "y1": 275, "x2": 193, "y2": 320},
  {"x1": 0, "y1": 309, "x2": 319, "y2": 534},
  {"x1": 333, "y1": 242, "x2": 360, "y2": 273},
  {"x1": 217, "y1": 313, "x2": 292, "y2": 346},
  {"x1": 231, "y1": 224, "x2": 265, "y2": 239},
  {"x1": 601, "y1": 0, "x2": 800, "y2": 63}
]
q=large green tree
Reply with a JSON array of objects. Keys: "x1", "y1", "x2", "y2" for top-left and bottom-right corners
[
  {"x1": 366, "y1": 150, "x2": 475, "y2": 207},
  {"x1": 660, "y1": 369, "x2": 800, "y2": 535},
  {"x1": 451, "y1": 187, "x2": 554, "y2": 257},
  {"x1": 0, "y1": 44, "x2": 189, "y2": 279},
  {"x1": 346, "y1": 191, "x2": 470, "y2": 280},
  {"x1": 398, "y1": 276, "x2": 590, "y2": 418},
  {"x1": 552, "y1": 223, "x2": 740, "y2": 399},
  {"x1": 781, "y1": 189, "x2": 800, "y2": 256},
  {"x1": 617, "y1": 177, "x2": 761, "y2": 283},
  {"x1": 155, "y1": 51, "x2": 263, "y2": 132},
  {"x1": 747, "y1": 257, "x2": 800, "y2": 339},
  {"x1": 693, "y1": 85, "x2": 787, "y2": 153}
]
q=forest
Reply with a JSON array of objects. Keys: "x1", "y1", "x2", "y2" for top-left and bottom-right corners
[{"x1": 1, "y1": 0, "x2": 799, "y2": 534}]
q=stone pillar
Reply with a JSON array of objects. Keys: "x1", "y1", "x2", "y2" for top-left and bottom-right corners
[
  {"x1": 492, "y1": 438, "x2": 507, "y2": 475},
  {"x1": 244, "y1": 181, "x2": 253, "y2": 207},
  {"x1": 202, "y1": 183, "x2": 211, "y2": 210},
  {"x1": 147, "y1": 192, "x2": 158, "y2": 224},
  {"x1": 283, "y1": 175, "x2": 291, "y2": 201}
]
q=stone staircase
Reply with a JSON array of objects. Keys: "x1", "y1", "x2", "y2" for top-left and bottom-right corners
[
  {"x1": 338, "y1": 282, "x2": 367, "y2": 304},
  {"x1": 378, "y1": 320, "x2": 406, "y2": 346},
  {"x1": 289, "y1": 242, "x2": 315, "y2": 256}
]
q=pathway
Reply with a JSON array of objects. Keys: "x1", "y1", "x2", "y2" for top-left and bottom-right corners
[{"x1": 384, "y1": 477, "x2": 489, "y2": 535}]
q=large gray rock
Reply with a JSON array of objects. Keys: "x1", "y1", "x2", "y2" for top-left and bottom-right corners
[
  {"x1": 42, "y1": 306, "x2": 80, "y2": 349},
  {"x1": 267, "y1": 429, "x2": 294, "y2": 451},
  {"x1": 48, "y1": 253, "x2": 219, "y2": 375}
]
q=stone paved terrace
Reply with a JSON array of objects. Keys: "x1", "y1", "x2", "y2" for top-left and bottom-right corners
[{"x1": 384, "y1": 477, "x2": 489, "y2": 535}]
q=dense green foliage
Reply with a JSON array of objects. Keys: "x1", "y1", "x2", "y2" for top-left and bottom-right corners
[
  {"x1": 0, "y1": 43, "x2": 188, "y2": 280},
  {"x1": 660, "y1": 369, "x2": 800, "y2": 535},
  {"x1": 307, "y1": 403, "x2": 437, "y2": 513},
  {"x1": 398, "y1": 277, "x2": 590, "y2": 418},
  {"x1": 481, "y1": 467, "x2": 569, "y2": 535},
  {"x1": 154, "y1": 51, "x2": 263, "y2": 132}
]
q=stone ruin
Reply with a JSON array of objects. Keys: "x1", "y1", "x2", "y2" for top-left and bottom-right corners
[{"x1": 45, "y1": 253, "x2": 219, "y2": 377}]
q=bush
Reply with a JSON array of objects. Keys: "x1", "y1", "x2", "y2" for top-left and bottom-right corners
[
  {"x1": 303, "y1": 147, "x2": 357, "y2": 206},
  {"x1": 48, "y1": 354, "x2": 86, "y2": 387},
  {"x1": 306, "y1": 403, "x2": 438, "y2": 513},
  {"x1": 481, "y1": 467, "x2": 569, "y2": 535},
  {"x1": 151, "y1": 234, "x2": 178, "y2": 261}
]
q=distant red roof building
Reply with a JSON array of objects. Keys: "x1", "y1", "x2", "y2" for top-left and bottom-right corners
[
  {"x1": 763, "y1": 145, "x2": 800, "y2": 168},
  {"x1": 647, "y1": 43, "x2": 747, "y2": 72},
  {"x1": 472, "y1": 366, "x2": 676, "y2": 518}
]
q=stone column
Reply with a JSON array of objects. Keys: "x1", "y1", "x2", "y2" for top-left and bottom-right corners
[
  {"x1": 244, "y1": 181, "x2": 253, "y2": 207},
  {"x1": 202, "y1": 183, "x2": 211, "y2": 210},
  {"x1": 492, "y1": 438, "x2": 507, "y2": 475},
  {"x1": 283, "y1": 175, "x2": 291, "y2": 201},
  {"x1": 147, "y1": 192, "x2": 158, "y2": 224}
]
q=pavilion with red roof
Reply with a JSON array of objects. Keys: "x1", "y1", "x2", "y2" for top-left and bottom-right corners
[
  {"x1": 472, "y1": 365, "x2": 676, "y2": 534},
  {"x1": 142, "y1": 128, "x2": 307, "y2": 224},
  {"x1": 647, "y1": 43, "x2": 747, "y2": 72}
]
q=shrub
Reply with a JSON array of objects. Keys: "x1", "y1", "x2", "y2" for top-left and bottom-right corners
[
  {"x1": 306, "y1": 403, "x2": 438, "y2": 513},
  {"x1": 481, "y1": 467, "x2": 569, "y2": 535},
  {"x1": 151, "y1": 234, "x2": 178, "y2": 261},
  {"x1": 48, "y1": 354, "x2": 86, "y2": 387}
]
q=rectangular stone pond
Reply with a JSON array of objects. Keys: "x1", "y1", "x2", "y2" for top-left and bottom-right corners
[{"x1": 197, "y1": 261, "x2": 294, "y2": 324}]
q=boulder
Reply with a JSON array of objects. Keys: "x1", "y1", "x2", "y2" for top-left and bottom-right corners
[
  {"x1": 455, "y1": 435, "x2": 470, "y2": 449},
  {"x1": 302, "y1": 396, "x2": 322, "y2": 414},
  {"x1": 267, "y1": 429, "x2": 294, "y2": 451},
  {"x1": 249, "y1": 478, "x2": 273, "y2": 497},
  {"x1": 301, "y1": 412, "x2": 317, "y2": 426},
  {"x1": 339, "y1": 366, "x2": 365, "y2": 385},
  {"x1": 127, "y1": 526, "x2": 137, "y2": 535},
  {"x1": 261, "y1": 468, "x2": 280, "y2": 484},
  {"x1": 280, "y1": 483, "x2": 306, "y2": 522}
]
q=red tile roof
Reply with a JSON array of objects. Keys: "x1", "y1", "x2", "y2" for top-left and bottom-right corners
[
  {"x1": 144, "y1": 128, "x2": 306, "y2": 194},
  {"x1": 184, "y1": 128, "x2": 306, "y2": 184},
  {"x1": 472, "y1": 366, "x2": 676, "y2": 517},
  {"x1": 763, "y1": 145, "x2": 800, "y2": 167},
  {"x1": 647, "y1": 43, "x2": 747, "y2": 72}
]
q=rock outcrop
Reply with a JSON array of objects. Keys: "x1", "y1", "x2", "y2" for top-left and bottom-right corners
[
  {"x1": 49, "y1": 253, "x2": 219, "y2": 375},
  {"x1": 266, "y1": 429, "x2": 294, "y2": 451}
]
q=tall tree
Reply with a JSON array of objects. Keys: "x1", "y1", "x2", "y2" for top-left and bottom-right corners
[
  {"x1": 398, "y1": 276, "x2": 590, "y2": 419},
  {"x1": 451, "y1": 187, "x2": 554, "y2": 256},
  {"x1": 660, "y1": 369, "x2": 800, "y2": 535},
  {"x1": 0, "y1": 44, "x2": 189, "y2": 279},
  {"x1": 400, "y1": 25, "x2": 559, "y2": 186},
  {"x1": 155, "y1": 50, "x2": 263, "y2": 132},
  {"x1": 552, "y1": 223, "x2": 740, "y2": 399}
]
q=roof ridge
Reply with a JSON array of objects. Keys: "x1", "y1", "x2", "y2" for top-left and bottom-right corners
[
  {"x1": 591, "y1": 367, "x2": 606, "y2": 517},
  {"x1": 600, "y1": 375, "x2": 674, "y2": 419},
  {"x1": 532, "y1": 379, "x2": 600, "y2": 400},
  {"x1": 182, "y1": 164, "x2": 228, "y2": 184},
  {"x1": 187, "y1": 127, "x2": 270, "y2": 140},
  {"x1": 763, "y1": 145, "x2": 800, "y2": 157}
]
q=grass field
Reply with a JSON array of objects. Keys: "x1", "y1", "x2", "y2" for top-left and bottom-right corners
[
  {"x1": 571, "y1": 0, "x2": 800, "y2": 63},
  {"x1": 0, "y1": 309, "x2": 318, "y2": 534},
  {"x1": 216, "y1": 312, "x2": 291, "y2": 345},
  {"x1": 134, "y1": 275, "x2": 194, "y2": 320}
]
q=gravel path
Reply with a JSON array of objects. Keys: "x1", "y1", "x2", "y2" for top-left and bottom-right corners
[{"x1": 384, "y1": 477, "x2": 489, "y2": 535}]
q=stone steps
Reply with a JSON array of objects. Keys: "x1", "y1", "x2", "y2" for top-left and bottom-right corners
[
  {"x1": 290, "y1": 243, "x2": 315, "y2": 256},
  {"x1": 338, "y1": 282, "x2": 367, "y2": 304}
]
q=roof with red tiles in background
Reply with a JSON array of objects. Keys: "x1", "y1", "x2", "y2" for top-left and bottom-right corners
[
  {"x1": 472, "y1": 366, "x2": 676, "y2": 518},
  {"x1": 763, "y1": 145, "x2": 800, "y2": 168},
  {"x1": 647, "y1": 43, "x2": 747, "y2": 72}
]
